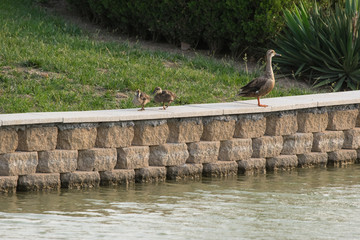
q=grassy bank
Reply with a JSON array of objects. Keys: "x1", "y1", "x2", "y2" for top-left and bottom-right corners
[{"x1": 0, "y1": 0, "x2": 315, "y2": 113}]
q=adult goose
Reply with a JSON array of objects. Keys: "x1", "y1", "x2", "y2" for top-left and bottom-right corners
[{"x1": 238, "y1": 49, "x2": 281, "y2": 107}]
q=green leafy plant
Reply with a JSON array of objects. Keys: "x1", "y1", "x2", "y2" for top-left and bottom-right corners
[{"x1": 275, "y1": 0, "x2": 360, "y2": 91}]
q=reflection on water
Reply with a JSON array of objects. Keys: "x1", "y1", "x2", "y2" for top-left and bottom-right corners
[{"x1": 1, "y1": 166, "x2": 360, "y2": 239}]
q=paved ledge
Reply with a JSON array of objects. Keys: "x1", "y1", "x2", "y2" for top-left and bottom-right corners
[{"x1": 0, "y1": 91, "x2": 359, "y2": 126}]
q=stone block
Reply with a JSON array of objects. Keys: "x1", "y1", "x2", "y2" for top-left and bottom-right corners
[
  {"x1": 78, "y1": 148, "x2": 117, "y2": 171},
  {"x1": 265, "y1": 113, "x2": 298, "y2": 136},
  {"x1": 149, "y1": 143, "x2": 189, "y2": 166},
  {"x1": 356, "y1": 112, "x2": 360, "y2": 127},
  {"x1": 17, "y1": 173, "x2": 60, "y2": 191},
  {"x1": 57, "y1": 124, "x2": 97, "y2": 150},
  {"x1": 297, "y1": 111, "x2": 328, "y2": 133},
  {"x1": 18, "y1": 126, "x2": 57, "y2": 151},
  {"x1": 343, "y1": 128, "x2": 360, "y2": 149},
  {"x1": 0, "y1": 152, "x2": 38, "y2": 176},
  {"x1": 297, "y1": 152, "x2": 328, "y2": 168},
  {"x1": 116, "y1": 146, "x2": 149, "y2": 169},
  {"x1": 0, "y1": 176, "x2": 18, "y2": 193},
  {"x1": 266, "y1": 155, "x2": 298, "y2": 171},
  {"x1": 135, "y1": 166, "x2": 166, "y2": 183},
  {"x1": 60, "y1": 171, "x2": 100, "y2": 189},
  {"x1": 281, "y1": 133, "x2": 313, "y2": 155},
  {"x1": 0, "y1": 128, "x2": 18, "y2": 154},
  {"x1": 132, "y1": 120, "x2": 169, "y2": 146},
  {"x1": 327, "y1": 109, "x2": 358, "y2": 130},
  {"x1": 237, "y1": 158, "x2": 266, "y2": 175},
  {"x1": 186, "y1": 141, "x2": 220, "y2": 164},
  {"x1": 252, "y1": 136, "x2": 283, "y2": 158},
  {"x1": 166, "y1": 164, "x2": 203, "y2": 181},
  {"x1": 312, "y1": 131, "x2": 344, "y2": 152},
  {"x1": 202, "y1": 161, "x2": 238, "y2": 177},
  {"x1": 95, "y1": 122, "x2": 134, "y2": 148},
  {"x1": 234, "y1": 114, "x2": 266, "y2": 139},
  {"x1": 218, "y1": 138, "x2": 252, "y2": 161},
  {"x1": 167, "y1": 118, "x2": 203, "y2": 143},
  {"x1": 99, "y1": 169, "x2": 135, "y2": 186},
  {"x1": 201, "y1": 116, "x2": 236, "y2": 141},
  {"x1": 356, "y1": 149, "x2": 360, "y2": 163},
  {"x1": 328, "y1": 150, "x2": 357, "y2": 167},
  {"x1": 37, "y1": 150, "x2": 78, "y2": 173}
]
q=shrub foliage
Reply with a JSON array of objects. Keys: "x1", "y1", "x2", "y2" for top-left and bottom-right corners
[
  {"x1": 66, "y1": 0, "x2": 325, "y2": 57},
  {"x1": 275, "y1": 0, "x2": 360, "y2": 91}
]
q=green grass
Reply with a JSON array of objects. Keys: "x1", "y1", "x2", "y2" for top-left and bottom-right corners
[{"x1": 0, "y1": 0, "x2": 316, "y2": 113}]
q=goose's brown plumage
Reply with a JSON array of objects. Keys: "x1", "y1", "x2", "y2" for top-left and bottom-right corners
[
  {"x1": 153, "y1": 87, "x2": 176, "y2": 110},
  {"x1": 238, "y1": 49, "x2": 281, "y2": 107},
  {"x1": 133, "y1": 89, "x2": 150, "y2": 111}
]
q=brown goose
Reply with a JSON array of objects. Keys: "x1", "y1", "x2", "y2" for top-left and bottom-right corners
[
  {"x1": 238, "y1": 49, "x2": 281, "y2": 107},
  {"x1": 133, "y1": 89, "x2": 150, "y2": 111},
  {"x1": 153, "y1": 87, "x2": 176, "y2": 110}
]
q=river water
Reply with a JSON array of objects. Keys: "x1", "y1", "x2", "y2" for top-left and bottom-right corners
[{"x1": 1, "y1": 165, "x2": 360, "y2": 240}]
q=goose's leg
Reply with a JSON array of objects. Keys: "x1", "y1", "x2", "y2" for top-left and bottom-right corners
[
  {"x1": 166, "y1": 101, "x2": 173, "y2": 109},
  {"x1": 162, "y1": 102, "x2": 166, "y2": 110},
  {"x1": 257, "y1": 97, "x2": 268, "y2": 107}
]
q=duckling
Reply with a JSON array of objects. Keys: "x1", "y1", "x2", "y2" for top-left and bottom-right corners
[
  {"x1": 238, "y1": 49, "x2": 281, "y2": 107},
  {"x1": 133, "y1": 89, "x2": 150, "y2": 111},
  {"x1": 153, "y1": 87, "x2": 176, "y2": 110}
]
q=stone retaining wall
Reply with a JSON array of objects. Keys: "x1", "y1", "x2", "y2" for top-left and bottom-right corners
[{"x1": 1, "y1": 92, "x2": 360, "y2": 192}]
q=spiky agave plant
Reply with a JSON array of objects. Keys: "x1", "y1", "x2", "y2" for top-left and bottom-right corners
[{"x1": 275, "y1": 0, "x2": 360, "y2": 91}]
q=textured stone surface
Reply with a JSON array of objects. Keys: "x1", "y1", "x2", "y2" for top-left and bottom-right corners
[
  {"x1": 135, "y1": 166, "x2": 166, "y2": 183},
  {"x1": 252, "y1": 136, "x2": 283, "y2": 158},
  {"x1": 234, "y1": 114, "x2": 266, "y2": 139},
  {"x1": 0, "y1": 128, "x2": 18, "y2": 154},
  {"x1": 17, "y1": 173, "x2": 60, "y2": 191},
  {"x1": 95, "y1": 123, "x2": 134, "y2": 148},
  {"x1": 149, "y1": 143, "x2": 189, "y2": 166},
  {"x1": 166, "y1": 164, "x2": 203, "y2": 181},
  {"x1": 116, "y1": 146, "x2": 149, "y2": 169},
  {"x1": 202, "y1": 161, "x2": 238, "y2": 177},
  {"x1": 0, "y1": 176, "x2": 18, "y2": 192},
  {"x1": 312, "y1": 131, "x2": 344, "y2": 152},
  {"x1": 57, "y1": 125, "x2": 97, "y2": 150},
  {"x1": 265, "y1": 113, "x2": 298, "y2": 136},
  {"x1": 18, "y1": 126, "x2": 57, "y2": 151},
  {"x1": 343, "y1": 128, "x2": 360, "y2": 149},
  {"x1": 167, "y1": 118, "x2": 203, "y2": 143},
  {"x1": 237, "y1": 158, "x2": 266, "y2": 175},
  {"x1": 78, "y1": 148, "x2": 117, "y2": 171},
  {"x1": 297, "y1": 152, "x2": 328, "y2": 168},
  {"x1": 266, "y1": 155, "x2": 298, "y2": 171},
  {"x1": 37, "y1": 150, "x2": 78, "y2": 173},
  {"x1": 327, "y1": 109, "x2": 358, "y2": 130},
  {"x1": 218, "y1": 138, "x2": 252, "y2": 161},
  {"x1": 201, "y1": 116, "x2": 236, "y2": 141},
  {"x1": 60, "y1": 171, "x2": 100, "y2": 189},
  {"x1": 99, "y1": 169, "x2": 135, "y2": 186},
  {"x1": 186, "y1": 141, "x2": 220, "y2": 164},
  {"x1": 297, "y1": 111, "x2": 328, "y2": 133},
  {"x1": 281, "y1": 133, "x2": 313, "y2": 155},
  {"x1": 132, "y1": 120, "x2": 169, "y2": 146},
  {"x1": 357, "y1": 112, "x2": 360, "y2": 127},
  {"x1": 328, "y1": 150, "x2": 357, "y2": 167},
  {"x1": 0, "y1": 152, "x2": 38, "y2": 176}
]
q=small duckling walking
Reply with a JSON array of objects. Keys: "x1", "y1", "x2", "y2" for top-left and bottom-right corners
[
  {"x1": 133, "y1": 89, "x2": 150, "y2": 111},
  {"x1": 238, "y1": 49, "x2": 281, "y2": 107},
  {"x1": 153, "y1": 87, "x2": 176, "y2": 110}
]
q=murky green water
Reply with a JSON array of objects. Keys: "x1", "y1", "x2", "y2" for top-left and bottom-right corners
[{"x1": 1, "y1": 165, "x2": 360, "y2": 240}]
